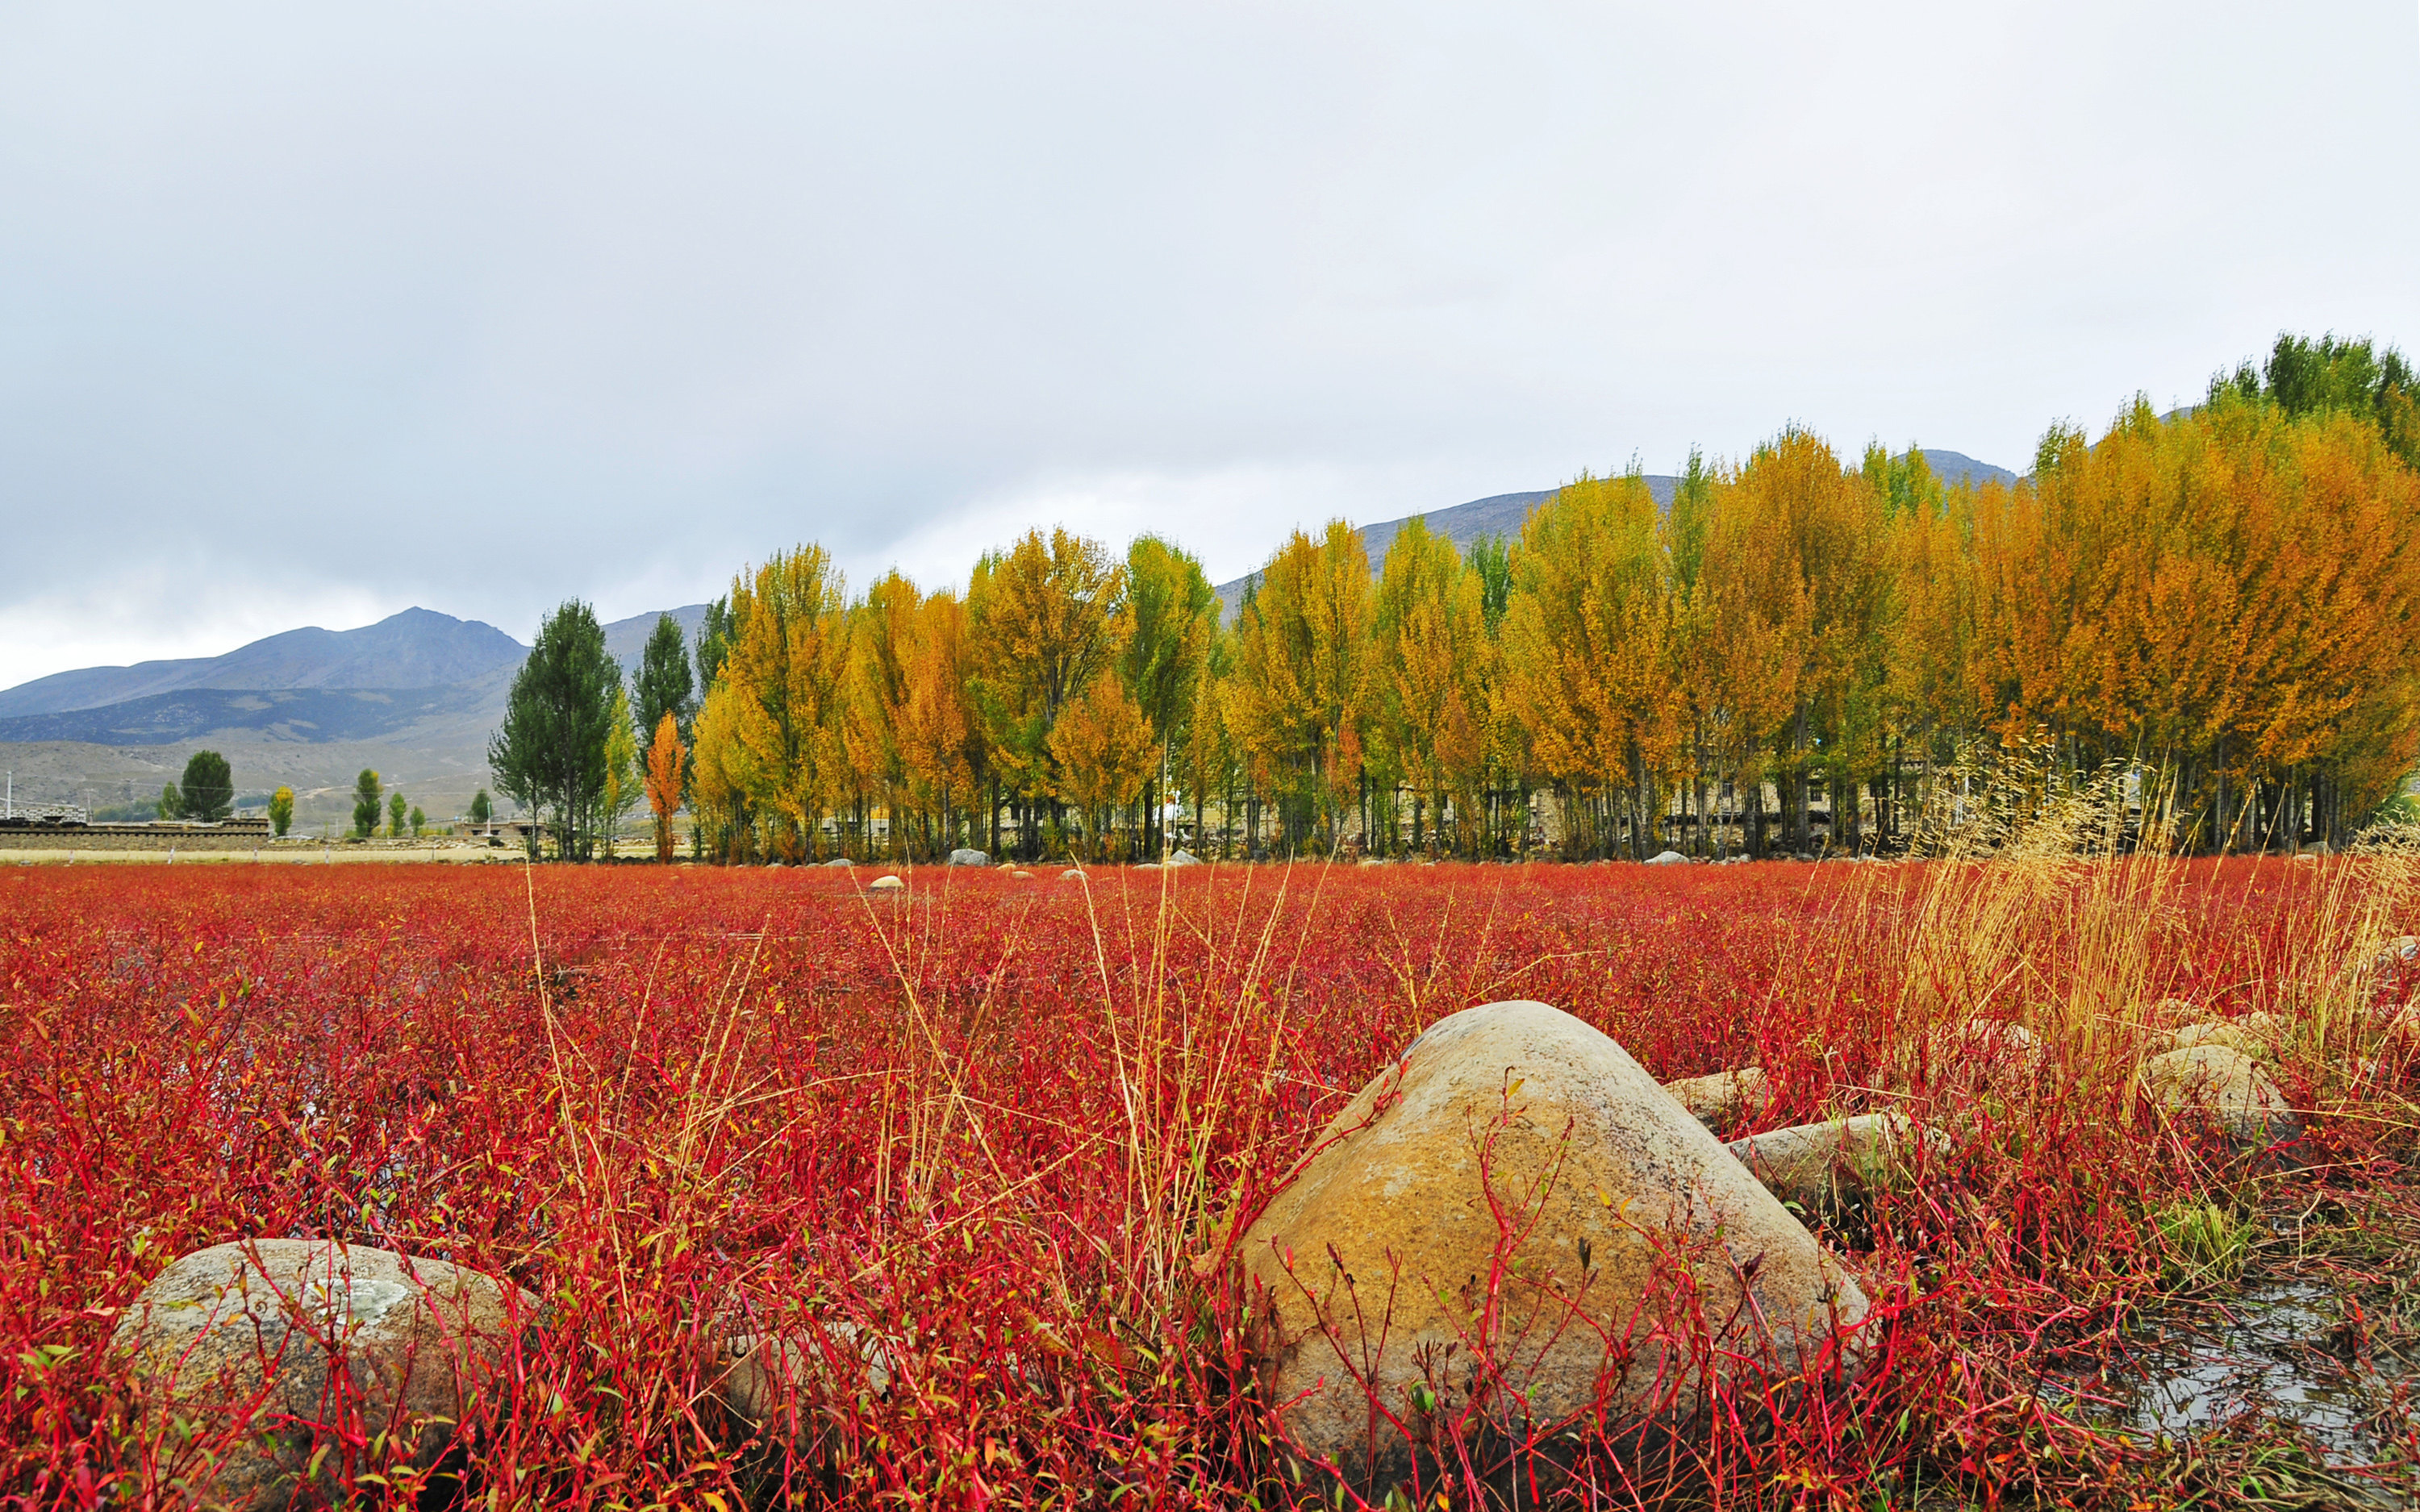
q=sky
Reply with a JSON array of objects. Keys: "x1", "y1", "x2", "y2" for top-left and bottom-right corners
[{"x1": 2, "y1": 2, "x2": 2417, "y2": 687}]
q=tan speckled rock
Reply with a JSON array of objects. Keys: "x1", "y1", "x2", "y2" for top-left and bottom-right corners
[
  {"x1": 1662, "y1": 1066, "x2": 1768, "y2": 1131},
  {"x1": 868, "y1": 874, "x2": 905, "y2": 892},
  {"x1": 2168, "y1": 1019, "x2": 2276, "y2": 1060},
  {"x1": 2143, "y1": 1046, "x2": 2301, "y2": 1147},
  {"x1": 1238, "y1": 1001, "x2": 1869, "y2": 1496},
  {"x1": 112, "y1": 1239, "x2": 533, "y2": 1510}
]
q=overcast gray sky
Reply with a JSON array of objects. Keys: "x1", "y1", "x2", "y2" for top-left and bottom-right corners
[{"x1": 3, "y1": 2, "x2": 2416, "y2": 687}]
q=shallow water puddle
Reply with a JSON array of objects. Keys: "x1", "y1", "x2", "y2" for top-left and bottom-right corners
[{"x1": 2048, "y1": 1273, "x2": 2415, "y2": 1500}]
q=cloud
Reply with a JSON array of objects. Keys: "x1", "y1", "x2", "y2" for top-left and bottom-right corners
[{"x1": 2, "y1": 0, "x2": 2414, "y2": 685}]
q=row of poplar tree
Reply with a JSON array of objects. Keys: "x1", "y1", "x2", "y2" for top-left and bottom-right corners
[{"x1": 489, "y1": 334, "x2": 2420, "y2": 863}]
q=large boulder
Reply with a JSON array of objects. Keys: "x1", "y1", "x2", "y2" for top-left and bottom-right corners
[
  {"x1": 1643, "y1": 849, "x2": 1689, "y2": 866},
  {"x1": 2143, "y1": 1046, "x2": 2301, "y2": 1148},
  {"x1": 111, "y1": 1239, "x2": 532, "y2": 1510},
  {"x1": 1168, "y1": 848, "x2": 1204, "y2": 867},
  {"x1": 947, "y1": 848, "x2": 990, "y2": 868},
  {"x1": 1237, "y1": 1002, "x2": 1869, "y2": 1496}
]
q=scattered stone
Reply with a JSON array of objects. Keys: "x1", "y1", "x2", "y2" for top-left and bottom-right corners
[
  {"x1": 2168, "y1": 1020, "x2": 2264, "y2": 1057},
  {"x1": 947, "y1": 848, "x2": 989, "y2": 867},
  {"x1": 1237, "y1": 1001, "x2": 1869, "y2": 1496},
  {"x1": 1061, "y1": 868, "x2": 1087, "y2": 881},
  {"x1": 1644, "y1": 849, "x2": 1688, "y2": 865},
  {"x1": 820, "y1": 857, "x2": 855, "y2": 868},
  {"x1": 2143, "y1": 1045, "x2": 2301, "y2": 1147},
  {"x1": 716, "y1": 1320, "x2": 895, "y2": 1435},
  {"x1": 2151, "y1": 997, "x2": 2212, "y2": 1027},
  {"x1": 1725, "y1": 1114, "x2": 1920, "y2": 1213},
  {"x1": 868, "y1": 875, "x2": 905, "y2": 892},
  {"x1": 1168, "y1": 848, "x2": 1203, "y2": 867},
  {"x1": 111, "y1": 1239, "x2": 532, "y2": 1512},
  {"x1": 1134, "y1": 861, "x2": 1161, "y2": 870},
  {"x1": 1921, "y1": 1017, "x2": 2039, "y2": 1075},
  {"x1": 1008, "y1": 868, "x2": 1034, "y2": 880},
  {"x1": 1662, "y1": 1066, "x2": 1768, "y2": 1131},
  {"x1": 2167, "y1": 1013, "x2": 2285, "y2": 1060}
]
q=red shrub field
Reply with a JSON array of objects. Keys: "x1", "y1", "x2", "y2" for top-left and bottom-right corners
[{"x1": 2, "y1": 852, "x2": 2418, "y2": 1509}]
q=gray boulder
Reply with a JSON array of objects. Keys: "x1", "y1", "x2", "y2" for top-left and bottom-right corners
[
  {"x1": 947, "y1": 848, "x2": 989, "y2": 867},
  {"x1": 2143, "y1": 1046, "x2": 2301, "y2": 1147},
  {"x1": 1726, "y1": 1114, "x2": 1920, "y2": 1213},
  {"x1": 1644, "y1": 849, "x2": 1689, "y2": 865},
  {"x1": 1663, "y1": 1066, "x2": 1767, "y2": 1131},
  {"x1": 111, "y1": 1239, "x2": 533, "y2": 1511}
]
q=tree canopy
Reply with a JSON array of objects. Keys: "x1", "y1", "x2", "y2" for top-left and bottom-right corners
[{"x1": 488, "y1": 601, "x2": 618, "y2": 859}]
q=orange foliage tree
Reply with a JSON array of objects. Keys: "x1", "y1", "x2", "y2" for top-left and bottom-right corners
[{"x1": 643, "y1": 711, "x2": 686, "y2": 863}]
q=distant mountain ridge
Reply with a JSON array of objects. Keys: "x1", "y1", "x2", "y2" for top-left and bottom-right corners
[
  {"x1": 0, "y1": 685, "x2": 499, "y2": 747},
  {"x1": 1210, "y1": 448, "x2": 2013, "y2": 616},
  {"x1": 0, "y1": 607, "x2": 526, "y2": 719},
  {"x1": 0, "y1": 604, "x2": 711, "y2": 743}
]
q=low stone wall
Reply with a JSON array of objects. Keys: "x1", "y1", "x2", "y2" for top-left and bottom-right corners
[{"x1": 0, "y1": 828, "x2": 276, "y2": 852}]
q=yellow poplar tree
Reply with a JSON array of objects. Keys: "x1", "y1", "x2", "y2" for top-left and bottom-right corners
[
  {"x1": 1047, "y1": 673, "x2": 1157, "y2": 860},
  {"x1": 1225, "y1": 521, "x2": 1373, "y2": 852},
  {"x1": 1373, "y1": 518, "x2": 1490, "y2": 854},
  {"x1": 718, "y1": 545, "x2": 849, "y2": 860},
  {"x1": 1501, "y1": 473, "x2": 1683, "y2": 857}
]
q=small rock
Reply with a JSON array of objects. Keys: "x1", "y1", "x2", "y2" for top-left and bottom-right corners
[
  {"x1": 1060, "y1": 868, "x2": 1087, "y2": 881},
  {"x1": 821, "y1": 857, "x2": 855, "y2": 868},
  {"x1": 1644, "y1": 849, "x2": 1688, "y2": 865},
  {"x1": 1134, "y1": 861, "x2": 1161, "y2": 870},
  {"x1": 2167, "y1": 1014, "x2": 2285, "y2": 1060},
  {"x1": 1725, "y1": 1114, "x2": 1920, "y2": 1213},
  {"x1": 716, "y1": 1320, "x2": 895, "y2": 1432},
  {"x1": 2168, "y1": 1021, "x2": 2264, "y2": 1057},
  {"x1": 1238, "y1": 1001, "x2": 1868, "y2": 1497},
  {"x1": 111, "y1": 1239, "x2": 532, "y2": 1511},
  {"x1": 1168, "y1": 848, "x2": 1203, "y2": 867},
  {"x1": 1008, "y1": 868, "x2": 1034, "y2": 880},
  {"x1": 947, "y1": 848, "x2": 989, "y2": 867},
  {"x1": 1921, "y1": 1017, "x2": 2039, "y2": 1074},
  {"x1": 1662, "y1": 1066, "x2": 1768, "y2": 1131},
  {"x1": 2143, "y1": 1045, "x2": 2301, "y2": 1148},
  {"x1": 869, "y1": 874, "x2": 905, "y2": 892},
  {"x1": 2151, "y1": 997, "x2": 2212, "y2": 1027}
]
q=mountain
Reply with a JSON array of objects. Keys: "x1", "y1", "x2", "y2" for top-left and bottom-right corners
[
  {"x1": 605, "y1": 604, "x2": 710, "y2": 681},
  {"x1": 1209, "y1": 453, "x2": 2016, "y2": 617},
  {"x1": 0, "y1": 685, "x2": 499, "y2": 747},
  {"x1": 1214, "y1": 477, "x2": 1682, "y2": 619},
  {"x1": 0, "y1": 607, "x2": 525, "y2": 719},
  {"x1": 1919, "y1": 449, "x2": 2017, "y2": 489}
]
